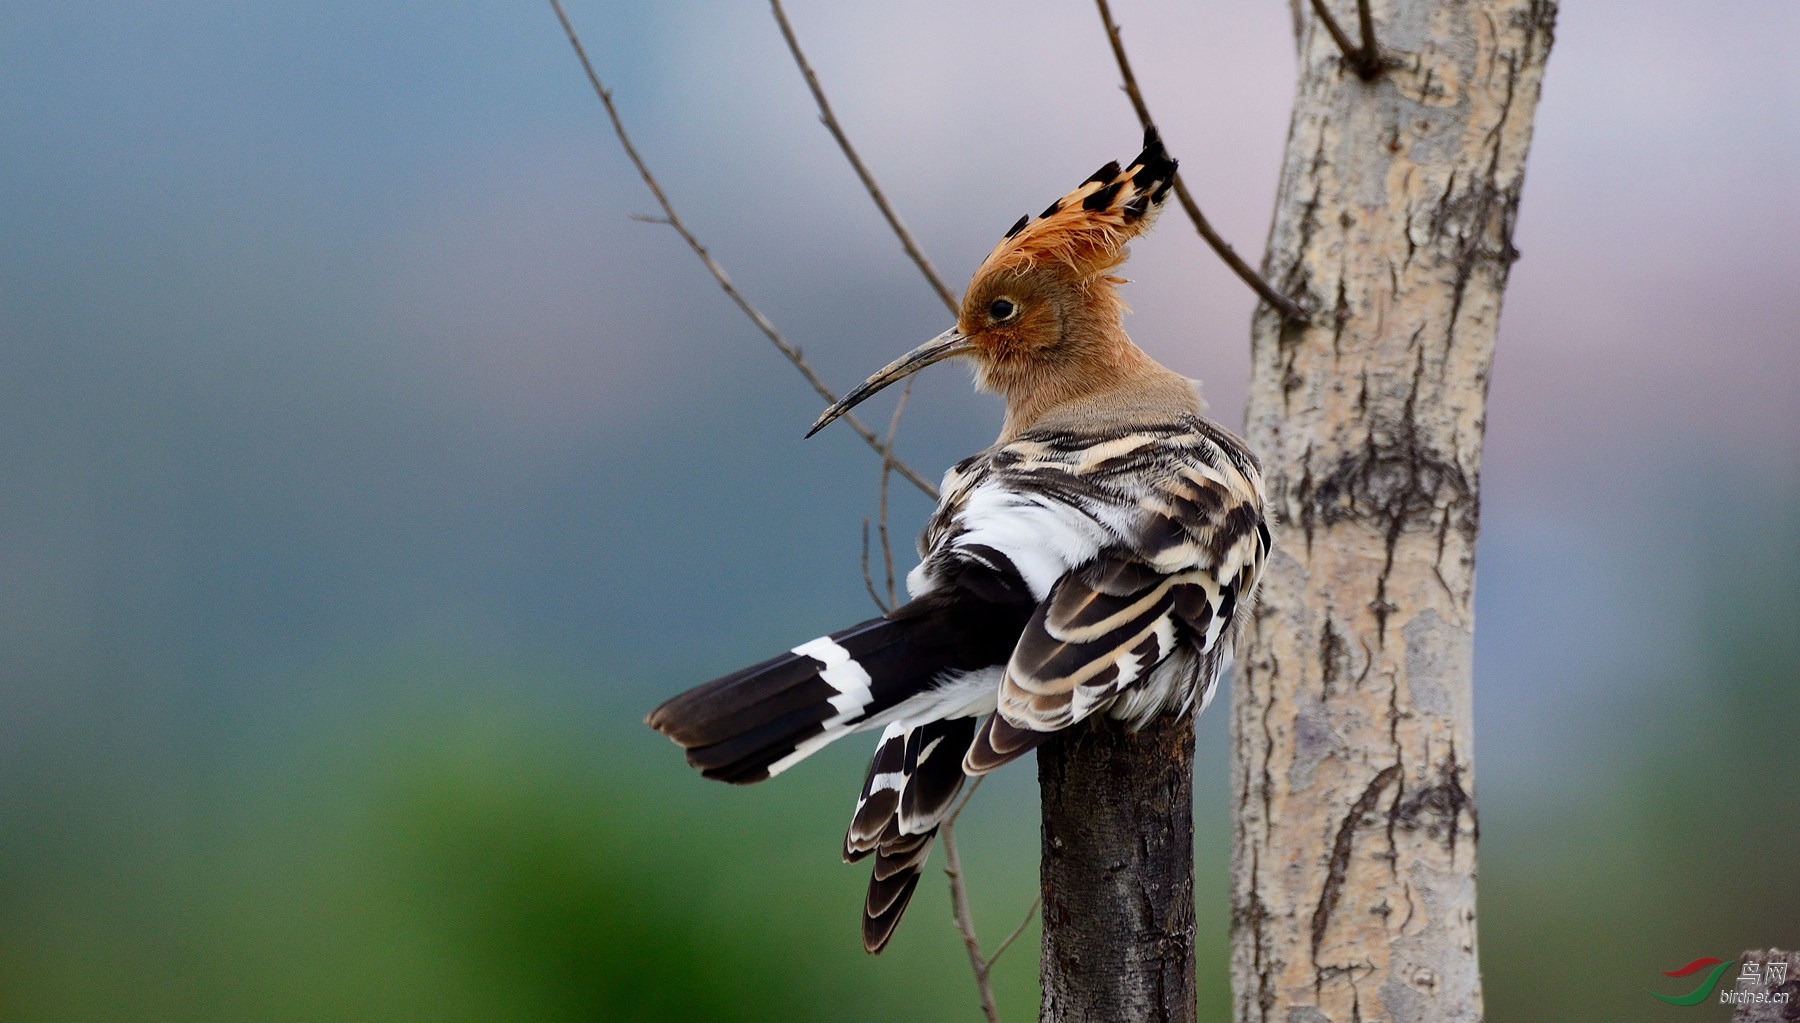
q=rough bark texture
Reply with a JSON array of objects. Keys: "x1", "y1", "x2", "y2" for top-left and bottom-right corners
[
  {"x1": 1230, "y1": 3, "x2": 1555, "y2": 1023},
  {"x1": 1040, "y1": 713, "x2": 1196, "y2": 1023}
]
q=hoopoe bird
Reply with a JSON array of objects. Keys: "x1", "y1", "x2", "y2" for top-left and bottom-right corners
[{"x1": 647, "y1": 128, "x2": 1268, "y2": 953}]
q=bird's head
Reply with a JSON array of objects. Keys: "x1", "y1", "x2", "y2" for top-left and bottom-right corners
[{"x1": 807, "y1": 128, "x2": 1178, "y2": 439}]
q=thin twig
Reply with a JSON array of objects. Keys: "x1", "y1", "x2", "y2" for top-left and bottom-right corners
[
  {"x1": 877, "y1": 381, "x2": 911, "y2": 609},
  {"x1": 859, "y1": 518, "x2": 889, "y2": 614},
  {"x1": 948, "y1": 772, "x2": 984, "y2": 826},
  {"x1": 1355, "y1": 0, "x2": 1379, "y2": 71},
  {"x1": 878, "y1": 461, "x2": 897, "y2": 610},
  {"x1": 1307, "y1": 0, "x2": 1384, "y2": 79},
  {"x1": 985, "y1": 894, "x2": 1040, "y2": 969},
  {"x1": 769, "y1": 0, "x2": 961, "y2": 316},
  {"x1": 549, "y1": 0, "x2": 938, "y2": 500},
  {"x1": 1168, "y1": 182, "x2": 1307, "y2": 318},
  {"x1": 769, "y1": 2, "x2": 947, "y2": 610},
  {"x1": 1095, "y1": 0, "x2": 1155, "y2": 129},
  {"x1": 1091, "y1": 0, "x2": 1309, "y2": 323},
  {"x1": 941, "y1": 776, "x2": 1001, "y2": 1023},
  {"x1": 1307, "y1": 0, "x2": 1360, "y2": 63}
]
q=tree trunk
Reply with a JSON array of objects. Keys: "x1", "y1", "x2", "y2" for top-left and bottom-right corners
[
  {"x1": 1230, "y1": 3, "x2": 1556, "y2": 1023},
  {"x1": 1040, "y1": 713, "x2": 1196, "y2": 1023}
]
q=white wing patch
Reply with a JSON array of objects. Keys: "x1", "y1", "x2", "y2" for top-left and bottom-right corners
[{"x1": 925, "y1": 483, "x2": 1110, "y2": 600}]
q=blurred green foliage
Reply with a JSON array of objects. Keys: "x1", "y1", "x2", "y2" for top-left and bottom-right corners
[
  {"x1": 1482, "y1": 496, "x2": 1800, "y2": 1022},
  {"x1": 0, "y1": 692, "x2": 1051, "y2": 1022}
]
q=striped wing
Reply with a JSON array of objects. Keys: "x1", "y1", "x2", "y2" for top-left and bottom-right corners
[
  {"x1": 919, "y1": 417, "x2": 1267, "y2": 773},
  {"x1": 1004, "y1": 556, "x2": 1191, "y2": 727}
]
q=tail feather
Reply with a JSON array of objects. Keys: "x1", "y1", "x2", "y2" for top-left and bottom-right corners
[
  {"x1": 649, "y1": 590, "x2": 1026, "y2": 951},
  {"x1": 679, "y1": 703, "x2": 833, "y2": 782},
  {"x1": 647, "y1": 652, "x2": 835, "y2": 748},
  {"x1": 862, "y1": 862, "x2": 925, "y2": 954},
  {"x1": 844, "y1": 724, "x2": 906, "y2": 860},
  {"x1": 899, "y1": 717, "x2": 975, "y2": 832},
  {"x1": 847, "y1": 715, "x2": 979, "y2": 953},
  {"x1": 864, "y1": 835, "x2": 932, "y2": 952}
]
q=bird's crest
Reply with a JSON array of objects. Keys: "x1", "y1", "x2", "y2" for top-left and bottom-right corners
[{"x1": 976, "y1": 127, "x2": 1177, "y2": 281}]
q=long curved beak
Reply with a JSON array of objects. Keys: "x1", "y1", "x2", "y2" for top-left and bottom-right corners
[{"x1": 806, "y1": 327, "x2": 975, "y2": 438}]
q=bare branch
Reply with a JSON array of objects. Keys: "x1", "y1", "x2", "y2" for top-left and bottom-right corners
[
  {"x1": 859, "y1": 518, "x2": 889, "y2": 614},
  {"x1": 1094, "y1": 0, "x2": 1155, "y2": 129},
  {"x1": 877, "y1": 380, "x2": 911, "y2": 609},
  {"x1": 1307, "y1": 0, "x2": 1360, "y2": 62},
  {"x1": 769, "y1": 0, "x2": 960, "y2": 316},
  {"x1": 878, "y1": 463, "x2": 898, "y2": 610},
  {"x1": 947, "y1": 771, "x2": 984, "y2": 826},
  {"x1": 1355, "y1": 0, "x2": 1380, "y2": 72},
  {"x1": 1307, "y1": 0, "x2": 1385, "y2": 79},
  {"x1": 768, "y1": 1, "x2": 944, "y2": 611},
  {"x1": 1167, "y1": 182, "x2": 1307, "y2": 321},
  {"x1": 1091, "y1": 0, "x2": 1309, "y2": 323},
  {"x1": 548, "y1": 0, "x2": 939, "y2": 500},
  {"x1": 985, "y1": 894, "x2": 1040, "y2": 970},
  {"x1": 941, "y1": 776, "x2": 1002, "y2": 1023}
]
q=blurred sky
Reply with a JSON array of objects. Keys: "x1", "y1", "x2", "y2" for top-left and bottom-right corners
[{"x1": 2, "y1": 0, "x2": 1797, "y2": 832}]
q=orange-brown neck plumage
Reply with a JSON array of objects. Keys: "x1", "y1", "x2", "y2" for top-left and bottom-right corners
[{"x1": 961, "y1": 277, "x2": 1177, "y2": 440}]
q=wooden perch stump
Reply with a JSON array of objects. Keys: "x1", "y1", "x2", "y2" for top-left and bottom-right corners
[{"x1": 1039, "y1": 713, "x2": 1197, "y2": 1023}]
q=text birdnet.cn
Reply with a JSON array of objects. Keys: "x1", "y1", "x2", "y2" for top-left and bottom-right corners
[{"x1": 647, "y1": 128, "x2": 1270, "y2": 954}]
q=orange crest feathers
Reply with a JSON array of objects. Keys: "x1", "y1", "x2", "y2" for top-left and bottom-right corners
[{"x1": 978, "y1": 127, "x2": 1177, "y2": 280}]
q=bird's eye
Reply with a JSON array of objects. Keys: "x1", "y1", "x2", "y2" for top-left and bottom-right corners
[{"x1": 989, "y1": 298, "x2": 1017, "y2": 322}]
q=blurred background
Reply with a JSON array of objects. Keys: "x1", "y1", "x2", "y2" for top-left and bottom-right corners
[{"x1": 1, "y1": 1, "x2": 1795, "y2": 1020}]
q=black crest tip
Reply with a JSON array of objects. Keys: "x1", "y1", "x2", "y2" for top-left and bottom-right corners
[
  {"x1": 1129, "y1": 124, "x2": 1176, "y2": 190},
  {"x1": 1084, "y1": 159, "x2": 1122, "y2": 186},
  {"x1": 1082, "y1": 179, "x2": 1124, "y2": 211},
  {"x1": 1004, "y1": 213, "x2": 1030, "y2": 238},
  {"x1": 1136, "y1": 126, "x2": 1169, "y2": 165}
]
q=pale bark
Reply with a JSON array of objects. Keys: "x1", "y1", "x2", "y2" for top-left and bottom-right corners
[{"x1": 1231, "y1": 3, "x2": 1556, "y2": 1023}]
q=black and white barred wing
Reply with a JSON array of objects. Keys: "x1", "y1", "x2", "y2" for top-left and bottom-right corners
[{"x1": 942, "y1": 420, "x2": 1268, "y2": 773}]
